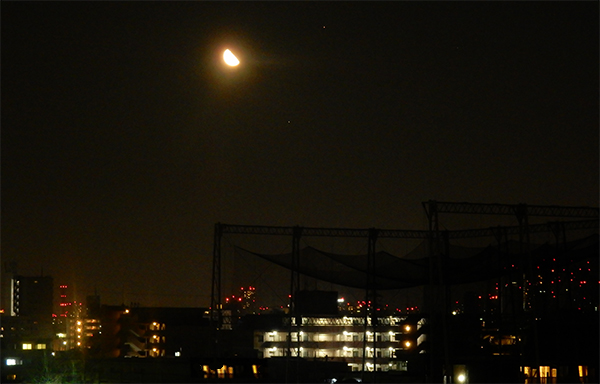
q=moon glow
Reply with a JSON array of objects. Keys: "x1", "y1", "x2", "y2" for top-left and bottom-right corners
[{"x1": 223, "y1": 49, "x2": 240, "y2": 66}]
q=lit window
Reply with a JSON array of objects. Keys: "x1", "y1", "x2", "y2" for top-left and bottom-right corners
[
  {"x1": 22, "y1": 343, "x2": 32, "y2": 350},
  {"x1": 35, "y1": 344, "x2": 46, "y2": 350},
  {"x1": 539, "y1": 366, "x2": 551, "y2": 378},
  {"x1": 6, "y1": 359, "x2": 17, "y2": 366}
]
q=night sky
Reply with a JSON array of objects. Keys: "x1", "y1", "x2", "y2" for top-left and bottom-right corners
[{"x1": 3, "y1": 2, "x2": 598, "y2": 308}]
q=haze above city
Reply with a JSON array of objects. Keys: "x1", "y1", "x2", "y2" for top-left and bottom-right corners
[{"x1": 2, "y1": 2, "x2": 598, "y2": 307}]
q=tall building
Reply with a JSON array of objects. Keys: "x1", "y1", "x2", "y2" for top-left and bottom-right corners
[
  {"x1": 1, "y1": 274, "x2": 54, "y2": 376},
  {"x1": 11, "y1": 275, "x2": 53, "y2": 318},
  {"x1": 1, "y1": 262, "x2": 18, "y2": 314},
  {"x1": 52, "y1": 284, "x2": 85, "y2": 351},
  {"x1": 242, "y1": 290, "x2": 427, "y2": 373},
  {"x1": 83, "y1": 305, "x2": 216, "y2": 359},
  {"x1": 253, "y1": 314, "x2": 425, "y2": 373}
]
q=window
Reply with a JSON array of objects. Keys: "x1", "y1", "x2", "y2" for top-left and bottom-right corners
[
  {"x1": 6, "y1": 358, "x2": 21, "y2": 366},
  {"x1": 35, "y1": 344, "x2": 46, "y2": 350},
  {"x1": 22, "y1": 343, "x2": 32, "y2": 350}
]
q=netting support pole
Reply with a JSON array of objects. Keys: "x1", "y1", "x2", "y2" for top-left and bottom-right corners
[
  {"x1": 370, "y1": 228, "x2": 379, "y2": 383},
  {"x1": 423, "y1": 201, "x2": 451, "y2": 383},
  {"x1": 361, "y1": 228, "x2": 378, "y2": 382},
  {"x1": 492, "y1": 226, "x2": 508, "y2": 318},
  {"x1": 423, "y1": 201, "x2": 439, "y2": 383},
  {"x1": 286, "y1": 226, "x2": 302, "y2": 383},
  {"x1": 210, "y1": 222, "x2": 223, "y2": 359}
]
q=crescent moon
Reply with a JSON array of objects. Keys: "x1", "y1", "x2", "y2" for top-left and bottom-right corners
[{"x1": 223, "y1": 49, "x2": 240, "y2": 66}]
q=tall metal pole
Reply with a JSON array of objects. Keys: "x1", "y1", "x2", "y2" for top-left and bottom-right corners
[
  {"x1": 361, "y1": 247, "x2": 369, "y2": 381},
  {"x1": 210, "y1": 222, "x2": 223, "y2": 363},
  {"x1": 286, "y1": 226, "x2": 302, "y2": 383},
  {"x1": 440, "y1": 230, "x2": 451, "y2": 381},
  {"x1": 369, "y1": 228, "x2": 379, "y2": 382},
  {"x1": 423, "y1": 201, "x2": 439, "y2": 383},
  {"x1": 491, "y1": 226, "x2": 507, "y2": 318},
  {"x1": 515, "y1": 205, "x2": 541, "y2": 373},
  {"x1": 211, "y1": 222, "x2": 223, "y2": 329}
]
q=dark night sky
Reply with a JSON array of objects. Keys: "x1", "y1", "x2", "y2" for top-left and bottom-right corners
[{"x1": 2, "y1": 2, "x2": 598, "y2": 308}]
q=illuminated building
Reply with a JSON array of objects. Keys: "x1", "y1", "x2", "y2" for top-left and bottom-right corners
[
  {"x1": 1, "y1": 261, "x2": 17, "y2": 315},
  {"x1": 10, "y1": 275, "x2": 53, "y2": 319},
  {"x1": 224, "y1": 286, "x2": 257, "y2": 313},
  {"x1": 254, "y1": 314, "x2": 426, "y2": 372},
  {"x1": 1, "y1": 274, "x2": 54, "y2": 382},
  {"x1": 4, "y1": 275, "x2": 54, "y2": 349},
  {"x1": 241, "y1": 286, "x2": 257, "y2": 311},
  {"x1": 85, "y1": 305, "x2": 213, "y2": 358},
  {"x1": 223, "y1": 286, "x2": 259, "y2": 329},
  {"x1": 52, "y1": 284, "x2": 84, "y2": 351}
]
